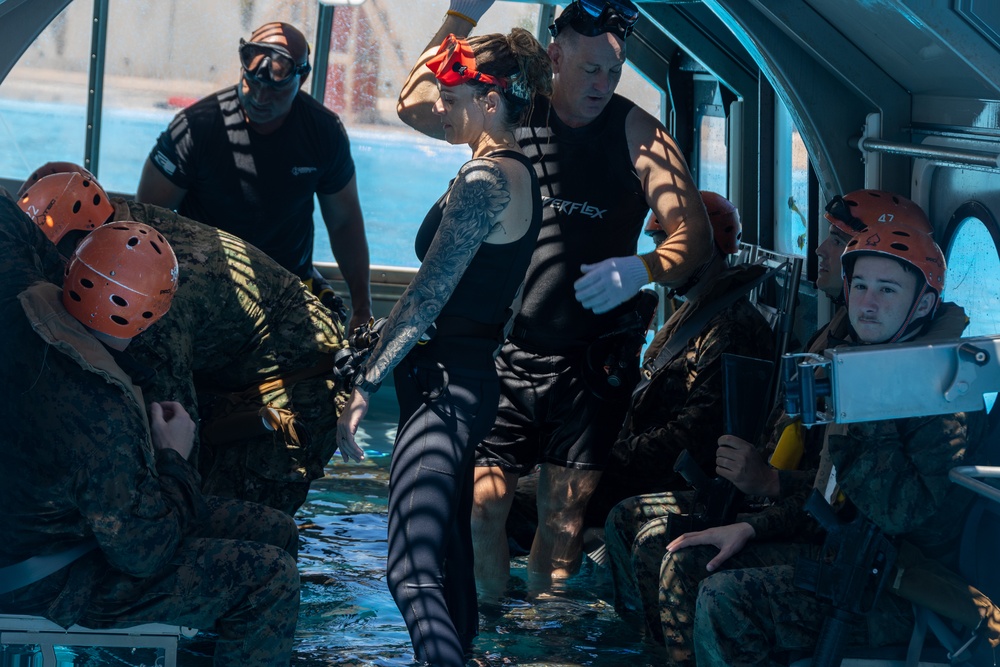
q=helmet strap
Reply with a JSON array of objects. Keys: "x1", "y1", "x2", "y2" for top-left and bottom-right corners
[
  {"x1": 849, "y1": 282, "x2": 934, "y2": 345},
  {"x1": 886, "y1": 283, "x2": 935, "y2": 344}
]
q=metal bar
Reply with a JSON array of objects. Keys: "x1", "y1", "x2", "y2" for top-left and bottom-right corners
[
  {"x1": 311, "y1": 4, "x2": 335, "y2": 103},
  {"x1": 536, "y1": 4, "x2": 556, "y2": 47},
  {"x1": 84, "y1": 0, "x2": 109, "y2": 176},
  {"x1": 949, "y1": 466, "x2": 1000, "y2": 504},
  {"x1": 852, "y1": 136, "x2": 1000, "y2": 170}
]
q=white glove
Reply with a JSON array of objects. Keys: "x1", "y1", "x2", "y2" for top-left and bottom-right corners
[
  {"x1": 447, "y1": 0, "x2": 496, "y2": 25},
  {"x1": 574, "y1": 255, "x2": 651, "y2": 314}
]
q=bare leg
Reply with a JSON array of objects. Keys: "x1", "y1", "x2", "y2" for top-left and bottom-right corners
[
  {"x1": 471, "y1": 464, "x2": 520, "y2": 600},
  {"x1": 529, "y1": 463, "x2": 602, "y2": 585}
]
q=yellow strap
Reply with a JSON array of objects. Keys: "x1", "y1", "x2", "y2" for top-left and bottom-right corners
[{"x1": 446, "y1": 9, "x2": 478, "y2": 27}]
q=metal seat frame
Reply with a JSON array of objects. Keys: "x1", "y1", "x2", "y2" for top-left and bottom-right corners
[{"x1": 0, "y1": 613, "x2": 196, "y2": 667}]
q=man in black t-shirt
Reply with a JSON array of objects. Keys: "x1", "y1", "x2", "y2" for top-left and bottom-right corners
[{"x1": 137, "y1": 22, "x2": 372, "y2": 331}]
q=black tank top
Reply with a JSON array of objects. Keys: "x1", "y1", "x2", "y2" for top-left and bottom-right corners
[
  {"x1": 414, "y1": 150, "x2": 542, "y2": 353},
  {"x1": 511, "y1": 94, "x2": 650, "y2": 348}
]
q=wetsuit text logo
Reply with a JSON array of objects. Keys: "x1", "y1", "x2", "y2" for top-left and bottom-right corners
[
  {"x1": 152, "y1": 151, "x2": 177, "y2": 176},
  {"x1": 544, "y1": 197, "x2": 607, "y2": 219},
  {"x1": 291, "y1": 166, "x2": 318, "y2": 176}
]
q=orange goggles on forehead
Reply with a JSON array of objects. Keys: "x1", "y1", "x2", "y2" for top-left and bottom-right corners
[{"x1": 425, "y1": 34, "x2": 506, "y2": 89}]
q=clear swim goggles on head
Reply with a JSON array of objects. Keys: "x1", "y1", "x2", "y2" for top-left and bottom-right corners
[
  {"x1": 239, "y1": 38, "x2": 311, "y2": 87},
  {"x1": 549, "y1": 0, "x2": 640, "y2": 41},
  {"x1": 425, "y1": 34, "x2": 508, "y2": 90}
]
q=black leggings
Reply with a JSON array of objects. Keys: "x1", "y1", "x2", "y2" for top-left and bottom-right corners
[{"x1": 388, "y1": 358, "x2": 499, "y2": 666}]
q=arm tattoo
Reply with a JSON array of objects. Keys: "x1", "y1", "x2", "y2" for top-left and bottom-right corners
[{"x1": 362, "y1": 158, "x2": 511, "y2": 385}]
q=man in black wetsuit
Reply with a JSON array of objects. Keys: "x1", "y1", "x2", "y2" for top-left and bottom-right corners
[
  {"x1": 136, "y1": 21, "x2": 372, "y2": 332},
  {"x1": 397, "y1": 0, "x2": 713, "y2": 593}
]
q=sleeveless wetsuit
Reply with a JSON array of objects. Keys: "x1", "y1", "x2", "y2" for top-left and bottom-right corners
[
  {"x1": 478, "y1": 94, "x2": 651, "y2": 473},
  {"x1": 387, "y1": 150, "x2": 541, "y2": 666}
]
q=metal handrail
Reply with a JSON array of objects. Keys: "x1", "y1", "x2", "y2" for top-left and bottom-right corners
[
  {"x1": 852, "y1": 136, "x2": 1000, "y2": 171},
  {"x1": 948, "y1": 465, "x2": 1000, "y2": 504}
]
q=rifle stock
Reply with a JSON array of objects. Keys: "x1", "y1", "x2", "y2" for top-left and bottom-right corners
[
  {"x1": 667, "y1": 450, "x2": 739, "y2": 541},
  {"x1": 794, "y1": 490, "x2": 898, "y2": 667}
]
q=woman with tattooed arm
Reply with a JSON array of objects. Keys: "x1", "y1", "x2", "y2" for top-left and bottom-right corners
[{"x1": 335, "y1": 27, "x2": 551, "y2": 667}]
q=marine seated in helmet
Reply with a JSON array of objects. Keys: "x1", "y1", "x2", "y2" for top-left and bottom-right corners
[
  {"x1": 590, "y1": 191, "x2": 775, "y2": 524},
  {"x1": 15, "y1": 162, "x2": 352, "y2": 517},
  {"x1": 657, "y1": 221, "x2": 989, "y2": 667},
  {"x1": 816, "y1": 189, "x2": 933, "y2": 303},
  {"x1": 580, "y1": 191, "x2": 772, "y2": 634},
  {"x1": 0, "y1": 206, "x2": 301, "y2": 665},
  {"x1": 814, "y1": 188, "x2": 968, "y2": 346}
]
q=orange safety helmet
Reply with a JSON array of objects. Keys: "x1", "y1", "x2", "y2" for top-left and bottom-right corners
[
  {"x1": 700, "y1": 190, "x2": 742, "y2": 255},
  {"x1": 824, "y1": 189, "x2": 933, "y2": 238},
  {"x1": 62, "y1": 222, "x2": 178, "y2": 338},
  {"x1": 16, "y1": 161, "x2": 97, "y2": 198},
  {"x1": 18, "y1": 172, "x2": 114, "y2": 244},
  {"x1": 642, "y1": 191, "x2": 742, "y2": 255},
  {"x1": 841, "y1": 222, "x2": 946, "y2": 340}
]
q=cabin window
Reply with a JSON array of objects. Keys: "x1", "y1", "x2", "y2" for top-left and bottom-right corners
[
  {"x1": 0, "y1": 4, "x2": 89, "y2": 186},
  {"x1": 944, "y1": 211, "x2": 1000, "y2": 412},
  {"x1": 1, "y1": 0, "x2": 666, "y2": 266},
  {"x1": 695, "y1": 85, "x2": 727, "y2": 196},
  {"x1": 943, "y1": 214, "x2": 1000, "y2": 338},
  {"x1": 774, "y1": 99, "x2": 809, "y2": 257}
]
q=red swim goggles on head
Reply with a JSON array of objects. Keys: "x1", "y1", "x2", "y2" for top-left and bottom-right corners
[{"x1": 425, "y1": 34, "x2": 507, "y2": 89}]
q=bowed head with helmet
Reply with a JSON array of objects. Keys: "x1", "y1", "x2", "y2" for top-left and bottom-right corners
[
  {"x1": 644, "y1": 190, "x2": 742, "y2": 255},
  {"x1": 645, "y1": 190, "x2": 742, "y2": 297},
  {"x1": 62, "y1": 221, "x2": 179, "y2": 338},
  {"x1": 16, "y1": 161, "x2": 97, "y2": 198},
  {"x1": 700, "y1": 190, "x2": 742, "y2": 255},
  {"x1": 18, "y1": 172, "x2": 114, "y2": 245}
]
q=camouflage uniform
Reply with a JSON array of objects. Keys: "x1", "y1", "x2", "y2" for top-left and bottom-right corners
[
  {"x1": 618, "y1": 300, "x2": 969, "y2": 648},
  {"x1": 115, "y1": 200, "x2": 351, "y2": 515},
  {"x1": 599, "y1": 264, "x2": 773, "y2": 629},
  {"x1": 658, "y1": 307, "x2": 983, "y2": 666},
  {"x1": 0, "y1": 197, "x2": 300, "y2": 667}
]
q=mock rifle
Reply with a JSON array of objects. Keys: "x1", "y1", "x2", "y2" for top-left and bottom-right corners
[
  {"x1": 793, "y1": 490, "x2": 898, "y2": 667},
  {"x1": 666, "y1": 353, "x2": 774, "y2": 541},
  {"x1": 583, "y1": 289, "x2": 659, "y2": 400},
  {"x1": 666, "y1": 448, "x2": 739, "y2": 540}
]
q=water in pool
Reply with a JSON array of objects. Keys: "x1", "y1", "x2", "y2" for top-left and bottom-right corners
[{"x1": 263, "y1": 397, "x2": 667, "y2": 667}]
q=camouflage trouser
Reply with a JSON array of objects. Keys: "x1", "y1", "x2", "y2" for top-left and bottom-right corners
[
  {"x1": 604, "y1": 491, "x2": 695, "y2": 637},
  {"x1": 122, "y1": 201, "x2": 350, "y2": 516},
  {"x1": 198, "y1": 375, "x2": 345, "y2": 515},
  {"x1": 79, "y1": 496, "x2": 301, "y2": 667},
  {"x1": 660, "y1": 541, "x2": 913, "y2": 667}
]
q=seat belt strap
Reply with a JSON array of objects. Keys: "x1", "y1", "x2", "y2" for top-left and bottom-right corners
[
  {"x1": 0, "y1": 540, "x2": 98, "y2": 595},
  {"x1": 633, "y1": 264, "x2": 782, "y2": 400}
]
